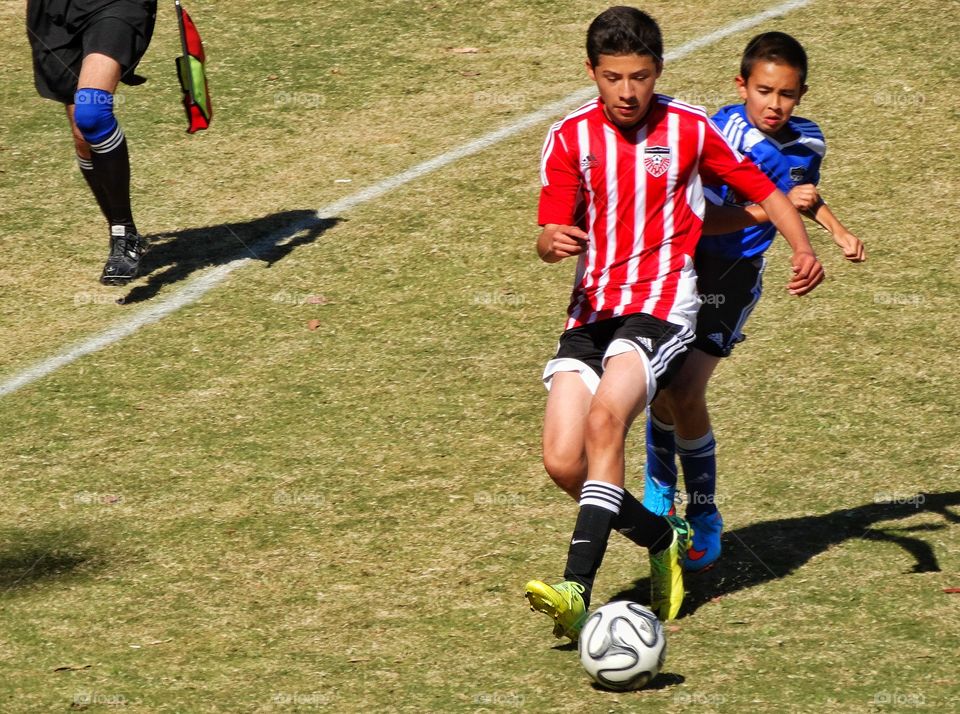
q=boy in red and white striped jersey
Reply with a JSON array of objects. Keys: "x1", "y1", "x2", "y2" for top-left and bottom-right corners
[{"x1": 524, "y1": 6, "x2": 824, "y2": 639}]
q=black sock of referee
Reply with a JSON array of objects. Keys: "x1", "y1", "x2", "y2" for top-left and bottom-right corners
[
  {"x1": 77, "y1": 154, "x2": 111, "y2": 222},
  {"x1": 563, "y1": 480, "x2": 623, "y2": 609},
  {"x1": 88, "y1": 124, "x2": 135, "y2": 230},
  {"x1": 612, "y1": 489, "x2": 675, "y2": 552}
]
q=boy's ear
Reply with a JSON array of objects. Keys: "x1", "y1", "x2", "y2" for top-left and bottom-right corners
[
  {"x1": 585, "y1": 58, "x2": 597, "y2": 82},
  {"x1": 797, "y1": 84, "x2": 809, "y2": 104},
  {"x1": 735, "y1": 75, "x2": 748, "y2": 100}
]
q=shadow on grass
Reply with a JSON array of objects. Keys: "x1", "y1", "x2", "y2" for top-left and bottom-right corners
[
  {"x1": 609, "y1": 490, "x2": 960, "y2": 618},
  {"x1": 0, "y1": 528, "x2": 98, "y2": 593},
  {"x1": 120, "y1": 209, "x2": 341, "y2": 305},
  {"x1": 585, "y1": 671, "x2": 685, "y2": 693}
]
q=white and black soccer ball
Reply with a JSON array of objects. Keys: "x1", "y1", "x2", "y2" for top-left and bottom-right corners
[{"x1": 578, "y1": 601, "x2": 666, "y2": 691}]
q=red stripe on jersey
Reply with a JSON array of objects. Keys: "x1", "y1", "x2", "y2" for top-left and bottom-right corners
[{"x1": 538, "y1": 96, "x2": 776, "y2": 331}]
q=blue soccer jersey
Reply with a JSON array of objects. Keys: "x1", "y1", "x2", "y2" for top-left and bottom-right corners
[{"x1": 701, "y1": 103, "x2": 825, "y2": 259}]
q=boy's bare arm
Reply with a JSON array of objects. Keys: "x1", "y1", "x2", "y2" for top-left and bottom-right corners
[
  {"x1": 714, "y1": 183, "x2": 866, "y2": 263},
  {"x1": 538, "y1": 224, "x2": 588, "y2": 263},
  {"x1": 757, "y1": 189, "x2": 824, "y2": 296},
  {"x1": 702, "y1": 203, "x2": 768, "y2": 235},
  {"x1": 804, "y1": 200, "x2": 866, "y2": 262}
]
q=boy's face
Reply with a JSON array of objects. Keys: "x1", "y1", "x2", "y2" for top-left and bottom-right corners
[
  {"x1": 736, "y1": 60, "x2": 807, "y2": 137},
  {"x1": 587, "y1": 53, "x2": 662, "y2": 130}
]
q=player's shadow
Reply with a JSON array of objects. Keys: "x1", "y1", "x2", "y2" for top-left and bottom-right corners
[
  {"x1": 0, "y1": 527, "x2": 98, "y2": 594},
  {"x1": 120, "y1": 209, "x2": 341, "y2": 304},
  {"x1": 608, "y1": 490, "x2": 960, "y2": 617}
]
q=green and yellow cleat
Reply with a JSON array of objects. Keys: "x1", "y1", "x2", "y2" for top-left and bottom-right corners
[
  {"x1": 524, "y1": 579, "x2": 588, "y2": 641},
  {"x1": 649, "y1": 515, "x2": 694, "y2": 621}
]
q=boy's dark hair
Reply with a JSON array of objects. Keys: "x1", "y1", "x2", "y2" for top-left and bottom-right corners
[
  {"x1": 586, "y1": 6, "x2": 663, "y2": 68},
  {"x1": 740, "y1": 31, "x2": 808, "y2": 85}
]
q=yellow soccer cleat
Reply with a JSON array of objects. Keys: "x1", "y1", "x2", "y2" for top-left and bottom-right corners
[
  {"x1": 524, "y1": 579, "x2": 588, "y2": 641},
  {"x1": 649, "y1": 515, "x2": 694, "y2": 621}
]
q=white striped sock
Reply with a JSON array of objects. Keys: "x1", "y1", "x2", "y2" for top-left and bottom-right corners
[{"x1": 579, "y1": 480, "x2": 624, "y2": 514}]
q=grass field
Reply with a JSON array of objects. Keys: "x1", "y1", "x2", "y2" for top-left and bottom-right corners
[{"x1": 1, "y1": 0, "x2": 958, "y2": 711}]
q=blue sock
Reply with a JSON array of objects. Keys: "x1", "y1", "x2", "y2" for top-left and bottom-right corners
[
  {"x1": 678, "y1": 430, "x2": 717, "y2": 518},
  {"x1": 645, "y1": 411, "x2": 677, "y2": 488}
]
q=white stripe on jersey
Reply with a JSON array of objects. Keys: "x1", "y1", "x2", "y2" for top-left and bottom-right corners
[
  {"x1": 540, "y1": 101, "x2": 597, "y2": 185},
  {"x1": 592, "y1": 124, "x2": 620, "y2": 319},
  {"x1": 732, "y1": 116, "x2": 747, "y2": 155},
  {"x1": 796, "y1": 134, "x2": 826, "y2": 157},
  {"x1": 570, "y1": 118, "x2": 596, "y2": 326},
  {"x1": 723, "y1": 116, "x2": 738, "y2": 142},
  {"x1": 659, "y1": 96, "x2": 708, "y2": 118},
  {"x1": 685, "y1": 121, "x2": 706, "y2": 221},
  {"x1": 642, "y1": 112, "x2": 681, "y2": 314},
  {"x1": 539, "y1": 122, "x2": 559, "y2": 185},
  {"x1": 615, "y1": 124, "x2": 649, "y2": 317}
]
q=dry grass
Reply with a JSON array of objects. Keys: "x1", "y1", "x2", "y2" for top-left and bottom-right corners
[{"x1": 1, "y1": 0, "x2": 958, "y2": 711}]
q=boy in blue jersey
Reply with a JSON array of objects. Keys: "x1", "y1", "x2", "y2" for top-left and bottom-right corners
[{"x1": 642, "y1": 32, "x2": 865, "y2": 570}]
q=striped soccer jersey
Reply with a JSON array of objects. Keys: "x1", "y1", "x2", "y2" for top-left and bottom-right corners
[
  {"x1": 539, "y1": 95, "x2": 775, "y2": 331},
  {"x1": 701, "y1": 103, "x2": 826, "y2": 259}
]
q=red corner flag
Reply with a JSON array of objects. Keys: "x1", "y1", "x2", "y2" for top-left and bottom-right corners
[{"x1": 175, "y1": 0, "x2": 212, "y2": 133}]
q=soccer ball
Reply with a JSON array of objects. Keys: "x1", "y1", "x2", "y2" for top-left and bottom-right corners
[{"x1": 578, "y1": 600, "x2": 666, "y2": 691}]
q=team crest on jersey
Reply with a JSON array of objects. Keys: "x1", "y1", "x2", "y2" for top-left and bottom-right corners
[
  {"x1": 790, "y1": 166, "x2": 806, "y2": 184},
  {"x1": 580, "y1": 153, "x2": 599, "y2": 170},
  {"x1": 643, "y1": 146, "x2": 671, "y2": 177}
]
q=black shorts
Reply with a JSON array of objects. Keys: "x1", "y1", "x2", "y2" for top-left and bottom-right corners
[
  {"x1": 693, "y1": 251, "x2": 766, "y2": 358},
  {"x1": 542, "y1": 313, "x2": 695, "y2": 403},
  {"x1": 27, "y1": 0, "x2": 157, "y2": 104}
]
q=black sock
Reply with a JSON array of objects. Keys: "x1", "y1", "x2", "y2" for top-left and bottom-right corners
[
  {"x1": 88, "y1": 123, "x2": 135, "y2": 230},
  {"x1": 77, "y1": 155, "x2": 111, "y2": 222},
  {"x1": 563, "y1": 481, "x2": 623, "y2": 609},
  {"x1": 612, "y1": 489, "x2": 674, "y2": 552}
]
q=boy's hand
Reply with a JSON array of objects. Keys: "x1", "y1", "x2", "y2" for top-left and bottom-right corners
[
  {"x1": 832, "y1": 230, "x2": 866, "y2": 262},
  {"x1": 787, "y1": 184, "x2": 820, "y2": 212},
  {"x1": 788, "y1": 251, "x2": 825, "y2": 296},
  {"x1": 538, "y1": 224, "x2": 588, "y2": 263}
]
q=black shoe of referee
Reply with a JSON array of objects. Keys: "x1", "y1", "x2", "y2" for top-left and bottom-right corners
[{"x1": 100, "y1": 225, "x2": 148, "y2": 286}]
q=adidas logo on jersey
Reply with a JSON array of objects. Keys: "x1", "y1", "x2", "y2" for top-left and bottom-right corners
[
  {"x1": 635, "y1": 336, "x2": 654, "y2": 352},
  {"x1": 707, "y1": 332, "x2": 725, "y2": 347},
  {"x1": 580, "y1": 153, "x2": 598, "y2": 170}
]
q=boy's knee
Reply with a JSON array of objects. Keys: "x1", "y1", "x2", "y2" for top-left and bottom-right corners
[
  {"x1": 542, "y1": 446, "x2": 585, "y2": 495},
  {"x1": 585, "y1": 405, "x2": 626, "y2": 448},
  {"x1": 73, "y1": 88, "x2": 119, "y2": 145},
  {"x1": 665, "y1": 382, "x2": 705, "y2": 414}
]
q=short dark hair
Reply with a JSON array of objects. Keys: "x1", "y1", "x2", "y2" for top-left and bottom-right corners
[
  {"x1": 740, "y1": 31, "x2": 808, "y2": 85},
  {"x1": 586, "y1": 6, "x2": 663, "y2": 68}
]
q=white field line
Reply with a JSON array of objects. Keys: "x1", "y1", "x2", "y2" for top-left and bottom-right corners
[{"x1": 0, "y1": 0, "x2": 812, "y2": 399}]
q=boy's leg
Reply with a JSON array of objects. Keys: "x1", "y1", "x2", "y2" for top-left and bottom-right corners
[
  {"x1": 643, "y1": 396, "x2": 679, "y2": 515},
  {"x1": 541, "y1": 372, "x2": 592, "y2": 498},
  {"x1": 588, "y1": 350, "x2": 692, "y2": 621},
  {"x1": 644, "y1": 348, "x2": 718, "y2": 515},
  {"x1": 542, "y1": 371, "x2": 682, "y2": 549},
  {"x1": 666, "y1": 350, "x2": 724, "y2": 571},
  {"x1": 528, "y1": 352, "x2": 664, "y2": 638}
]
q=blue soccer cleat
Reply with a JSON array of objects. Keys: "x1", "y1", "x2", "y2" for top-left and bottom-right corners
[
  {"x1": 642, "y1": 465, "x2": 677, "y2": 517},
  {"x1": 683, "y1": 510, "x2": 723, "y2": 572}
]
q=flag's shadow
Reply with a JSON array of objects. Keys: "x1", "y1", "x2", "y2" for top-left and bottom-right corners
[
  {"x1": 120, "y1": 209, "x2": 341, "y2": 304},
  {"x1": 608, "y1": 490, "x2": 960, "y2": 617}
]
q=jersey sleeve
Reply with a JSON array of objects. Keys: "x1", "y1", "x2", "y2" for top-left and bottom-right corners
[
  {"x1": 807, "y1": 147, "x2": 824, "y2": 185},
  {"x1": 538, "y1": 124, "x2": 581, "y2": 226},
  {"x1": 699, "y1": 117, "x2": 776, "y2": 205}
]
